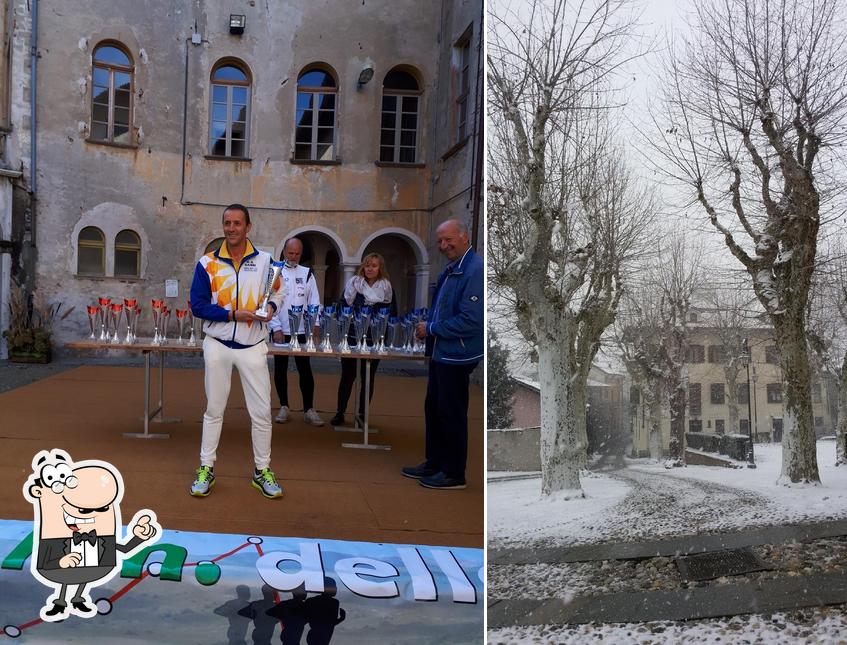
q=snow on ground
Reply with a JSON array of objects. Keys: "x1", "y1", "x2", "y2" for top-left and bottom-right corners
[
  {"x1": 488, "y1": 471, "x2": 631, "y2": 548},
  {"x1": 489, "y1": 441, "x2": 847, "y2": 550},
  {"x1": 488, "y1": 606, "x2": 847, "y2": 644},
  {"x1": 628, "y1": 441, "x2": 847, "y2": 526}
]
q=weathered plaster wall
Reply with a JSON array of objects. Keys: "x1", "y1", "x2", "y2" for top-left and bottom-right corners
[{"x1": 21, "y1": 0, "x2": 475, "y2": 347}]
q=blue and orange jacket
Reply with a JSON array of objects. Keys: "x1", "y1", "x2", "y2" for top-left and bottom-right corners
[
  {"x1": 189, "y1": 239, "x2": 285, "y2": 347},
  {"x1": 425, "y1": 247, "x2": 484, "y2": 365}
]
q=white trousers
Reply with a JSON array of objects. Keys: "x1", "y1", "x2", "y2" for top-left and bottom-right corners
[{"x1": 200, "y1": 335, "x2": 272, "y2": 470}]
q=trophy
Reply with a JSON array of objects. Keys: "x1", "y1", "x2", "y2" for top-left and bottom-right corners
[
  {"x1": 160, "y1": 306, "x2": 171, "y2": 344},
  {"x1": 175, "y1": 309, "x2": 187, "y2": 344},
  {"x1": 133, "y1": 305, "x2": 142, "y2": 342},
  {"x1": 288, "y1": 305, "x2": 304, "y2": 351},
  {"x1": 403, "y1": 313, "x2": 415, "y2": 354},
  {"x1": 411, "y1": 308, "x2": 426, "y2": 354},
  {"x1": 109, "y1": 303, "x2": 123, "y2": 344},
  {"x1": 98, "y1": 297, "x2": 111, "y2": 341},
  {"x1": 257, "y1": 260, "x2": 285, "y2": 318},
  {"x1": 352, "y1": 311, "x2": 370, "y2": 350},
  {"x1": 186, "y1": 300, "x2": 196, "y2": 346},
  {"x1": 303, "y1": 304, "x2": 319, "y2": 352},
  {"x1": 124, "y1": 298, "x2": 137, "y2": 344},
  {"x1": 373, "y1": 307, "x2": 391, "y2": 354},
  {"x1": 338, "y1": 306, "x2": 354, "y2": 354},
  {"x1": 151, "y1": 299, "x2": 164, "y2": 344},
  {"x1": 319, "y1": 305, "x2": 335, "y2": 352},
  {"x1": 387, "y1": 315, "x2": 402, "y2": 351},
  {"x1": 86, "y1": 305, "x2": 99, "y2": 340}
]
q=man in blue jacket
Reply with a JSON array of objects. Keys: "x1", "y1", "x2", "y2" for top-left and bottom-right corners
[{"x1": 402, "y1": 219, "x2": 483, "y2": 489}]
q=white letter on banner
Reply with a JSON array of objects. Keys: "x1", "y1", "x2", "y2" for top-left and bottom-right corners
[
  {"x1": 255, "y1": 543, "x2": 325, "y2": 593},
  {"x1": 335, "y1": 557, "x2": 399, "y2": 598},
  {"x1": 397, "y1": 547, "x2": 437, "y2": 601},
  {"x1": 431, "y1": 550, "x2": 477, "y2": 603}
]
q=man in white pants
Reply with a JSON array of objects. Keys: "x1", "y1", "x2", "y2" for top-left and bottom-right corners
[
  {"x1": 268, "y1": 237, "x2": 325, "y2": 426},
  {"x1": 188, "y1": 204, "x2": 285, "y2": 499}
]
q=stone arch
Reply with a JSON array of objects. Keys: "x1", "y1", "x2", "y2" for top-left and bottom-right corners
[
  {"x1": 279, "y1": 226, "x2": 347, "y2": 305},
  {"x1": 354, "y1": 227, "x2": 428, "y2": 265},
  {"x1": 355, "y1": 228, "x2": 430, "y2": 313}
]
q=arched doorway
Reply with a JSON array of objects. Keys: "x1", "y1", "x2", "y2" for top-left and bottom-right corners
[
  {"x1": 361, "y1": 234, "x2": 421, "y2": 314},
  {"x1": 278, "y1": 231, "x2": 343, "y2": 305}
]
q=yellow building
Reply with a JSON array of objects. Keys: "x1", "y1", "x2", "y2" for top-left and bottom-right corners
[{"x1": 630, "y1": 324, "x2": 835, "y2": 457}]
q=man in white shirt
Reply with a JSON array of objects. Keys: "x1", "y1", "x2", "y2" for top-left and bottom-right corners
[{"x1": 268, "y1": 237, "x2": 325, "y2": 426}]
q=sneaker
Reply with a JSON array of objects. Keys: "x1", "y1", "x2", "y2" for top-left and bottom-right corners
[
  {"x1": 304, "y1": 408, "x2": 325, "y2": 426},
  {"x1": 190, "y1": 466, "x2": 215, "y2": 497},
  {"x1": 401, "y1": 462, "x2": 438, "y2": 480},
  {"x1": 330, "y1": 412, "x2": 345, "y2": 427},
  {"x1": 252, "y1": 468, "x2": 283, "y2": 499},
  {"x1": 419, "y1": 472, "x2": 466, "y2": 490},
  {"x1": 274, "y1": 406, "x2": 290, "y2": 423}
]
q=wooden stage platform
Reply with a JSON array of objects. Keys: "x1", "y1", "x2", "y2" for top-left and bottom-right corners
[{"x1": 0, "y1": 364, "x2": 483, "y2": 548}]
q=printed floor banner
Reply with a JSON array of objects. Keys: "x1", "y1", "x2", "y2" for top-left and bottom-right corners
[{"x1": 0, "y1": 519, "x2": 484, "y2": 643}]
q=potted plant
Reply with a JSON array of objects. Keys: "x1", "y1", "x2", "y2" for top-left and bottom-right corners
[{"x1": 3, "y1": 280, "x2": 67, "y2": 363}]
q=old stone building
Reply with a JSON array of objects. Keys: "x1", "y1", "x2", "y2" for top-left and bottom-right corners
[
  {"x1": 629, "y1": 325, "x2": 837, "y2": 458},
  {"x1": 0, "y1": 0, "x2": 483, "y2": 354}
]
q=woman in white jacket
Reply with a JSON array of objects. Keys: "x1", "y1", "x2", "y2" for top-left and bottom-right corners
[{"x1": 331, "y1": 253, "x2": 396, "y2": 427}]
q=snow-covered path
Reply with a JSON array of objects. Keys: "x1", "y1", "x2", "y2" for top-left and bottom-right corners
[
  {"x1": 489, "y1": 466, "x2": 771, "y2": 549},
  {"x1": 596, "y1": 468, "x2": 771, "y2": 544},
  {"x1": 489, "y1": 442, "x2": 847, "y2": 550}
]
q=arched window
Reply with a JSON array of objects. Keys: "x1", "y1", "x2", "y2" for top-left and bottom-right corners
[
  {"x1": 91, "y1": 43, "x2": 133, "y2": 144},
  {"x1": 78, "y1": 227, "x2": 105, "y2": 275},
  {"x1": 209, "y1": 61, "x2": 251, "y2": 158},
  {"x1": 380, "y1": 68, "x2": 421, "y2": 164},
  {"x1": 205, "y1": 237, "x2": 225, "y2": 254},
  {"x1": 114, "y1": 230, "x2": 141, "y2": 278},
  {"x1": 295, "y1": 65, "x2": 337, "y2": 161}
]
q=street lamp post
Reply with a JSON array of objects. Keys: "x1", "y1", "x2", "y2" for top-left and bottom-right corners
[{"x1": 741, "y1": 338, "x2": 757, "y2": 469}]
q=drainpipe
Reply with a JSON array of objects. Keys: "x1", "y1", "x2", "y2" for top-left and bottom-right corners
[
  {"x1": 469, "y1": 0, "x2": 483, "y2": 250},
  {"x1": 29, "y1": 0, "x2": 38, "y2": 244}
]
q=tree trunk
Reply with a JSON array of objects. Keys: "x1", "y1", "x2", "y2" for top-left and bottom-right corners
[
  {"x1": 837, "y1": 352, "x2": 847, "y2": 467},
  {"x1": 667, "y1": 373, "x2": 686, "y2": 465},
  {"x1": 647, "y1": 388, "x2": 663, "y2": 461},
  {"x1": 775, "y1": 319, "x2": 821, "y2": 484},
  {"x1": 571, "y1": 378, "x2": 589, "y2": 468},
  {"x1": 725, "y1": 367, "x2": 739, "y2": 435},
  {"x1": 538, "y1": 337, "x2": 584, "y2": 497}
]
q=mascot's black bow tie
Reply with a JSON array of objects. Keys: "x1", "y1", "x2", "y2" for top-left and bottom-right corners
[{"x1": 72, "y1": 530, "x2": 97, "y2": 546}]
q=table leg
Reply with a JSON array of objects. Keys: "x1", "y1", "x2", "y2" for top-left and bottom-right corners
[
  {"x1": 152, "y1": 350, "x2": 180, "y2": 424},
  {"x1": 125, "y1": 350, "x2": 170, "y2": 439},
  {"x1": 333, "y1": 356, "x2": 378, "y2": 434},
  {"x1": 342, "y1": 357, "x2": 390, "y2": 450}
]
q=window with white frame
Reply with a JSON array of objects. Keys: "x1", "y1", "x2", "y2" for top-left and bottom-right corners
[
  {"x1": 294, "y1": 66, "x2": 337, "y2": 161},
  {"x1": 380, "y1": 68, "x2": 421, "y2": 164},
  {"x1": 209, "y1": 61, "x2": 251, "y2": 158},
  {"x1": 91, "y1": 43, "x2": 133, "y2": 144}
]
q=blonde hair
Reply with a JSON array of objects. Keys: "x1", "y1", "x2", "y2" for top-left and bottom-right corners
[{"x1": 356, "y1": 253, "x2": 390, "y2": 282}]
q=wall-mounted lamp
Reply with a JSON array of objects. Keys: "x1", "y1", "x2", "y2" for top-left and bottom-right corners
[
  {"x1": 357, "y1": 65, "x2": 374, "y2": 89},
  {"x1": 229, "y1": 14, "x2": 246, "y2": 35}
]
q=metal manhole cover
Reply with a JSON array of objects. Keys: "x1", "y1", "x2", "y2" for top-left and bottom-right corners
[{"x1": 675, "y1": 548, "x2": 772, "y2": 581}]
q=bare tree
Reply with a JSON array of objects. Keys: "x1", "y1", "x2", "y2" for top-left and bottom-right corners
[
  {"x1": 618, "y1": 235, "x2": 701, "y2": 466},
  {"x1": 487, "y1": 0, "x2": 650, "y2": 497},
  {"x1": 808, "y1": 247, "x2": 847, "y2": 466},
  {"x1": 648, "y1": 0, "x2": 847, "y2": 483}
]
